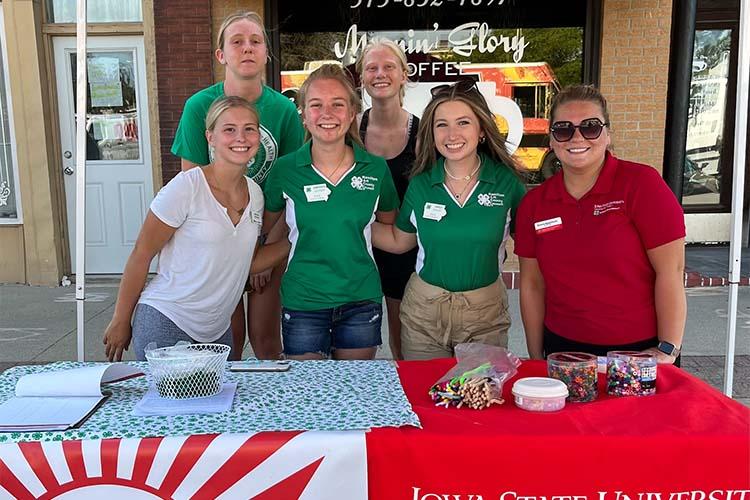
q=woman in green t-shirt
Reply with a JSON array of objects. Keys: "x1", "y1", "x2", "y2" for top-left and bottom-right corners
[
  {"x1": 263, "y1": 64, "x2": 399, "y2": 360},
  {"x1": 372, "y1": 79, "x2": 526, "y2": 360},
  {"x1": 171, "y1": 12, "x2": 304, "y2": 361}
]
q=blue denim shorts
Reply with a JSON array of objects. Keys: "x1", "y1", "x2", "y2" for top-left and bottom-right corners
[{"x1": 281, "y1": 300, "x2": 383, "y2": 356}]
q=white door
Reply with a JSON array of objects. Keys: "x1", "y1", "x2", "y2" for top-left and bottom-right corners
[{"x1": 54, "y1": 36, "x2": 153, "y2": 273}]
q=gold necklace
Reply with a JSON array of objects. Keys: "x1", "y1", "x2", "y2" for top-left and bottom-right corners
[
  {"x1": 445, "y1": 155, "x2": 481, "y2": 199},
  {"x1": 318, "y1": 147, "x2": 349, "y2": 181},
  {"x1": 444, "y1": 154, "x2": 481, "y2": 181},
  {"x1": 206, "y1": 167, "x2": 247, "y2": 214}
]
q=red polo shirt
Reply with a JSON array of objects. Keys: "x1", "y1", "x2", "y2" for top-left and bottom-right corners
[{"x1": 514, "y1": 153, "x2": 685, "y2": 345}]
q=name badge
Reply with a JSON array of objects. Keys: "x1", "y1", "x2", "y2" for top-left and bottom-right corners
[
  {"x1": 304, "y1": 184, "x2": 331, "y2": 202},
  {"x1": 534, "y1": 217, "x2": 563, "y2": 234},
  {"x1": 251, "y1": 210, "x2": 262, "y2": 224},
  {"x1": 423, "y1": 202, "x2": 447, "y2": 221}
]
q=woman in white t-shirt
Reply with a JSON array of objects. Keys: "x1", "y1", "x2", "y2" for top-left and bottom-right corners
[{"x1": 103, "y1": 96, "x2": 290, "y2": 361}]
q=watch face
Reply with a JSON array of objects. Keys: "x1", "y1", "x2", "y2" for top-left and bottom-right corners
[{"x1": 658, "y1": 342, "x2": 677, "y2": 356}]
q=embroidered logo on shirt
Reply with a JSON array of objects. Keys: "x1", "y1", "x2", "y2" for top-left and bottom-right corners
[
  {"x1": 351, "y1": 176, "x2": 377, "y2": 191},
  {"x1": 477, "y1": 193, "x2": 505, "y2": 207},
  {"x1": 593, "y1": 200, "x2": 625, "y2": 216}
]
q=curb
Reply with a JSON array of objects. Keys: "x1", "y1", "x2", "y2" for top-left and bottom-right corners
[{"x1": 501, "y1": 271, "x2": 750, "y2": 290}]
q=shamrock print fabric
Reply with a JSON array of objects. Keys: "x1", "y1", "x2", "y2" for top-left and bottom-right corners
[{"x1": 0, "y1": 360, "x2": 421, "y2": 444}]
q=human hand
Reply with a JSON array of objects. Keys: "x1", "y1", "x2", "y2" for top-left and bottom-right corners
[
  {"x1": 103, "y1": 319, "x2": 132, "y2": 362},
  {"x1": 249, "y1": 268, "x2": 273, "y2": 294},
  {"x1": 641, "y1": 347, "x2": 677, "y2": 364}
]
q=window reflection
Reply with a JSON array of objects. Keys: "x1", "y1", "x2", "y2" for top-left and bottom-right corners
[
  {"x1": 46, "y1": 0, "x2": 142, "y2": 23},
  {"x1": 71, "y1": 52, "x2": 140, "y2": 161},
  {"x1": 683, "y1": 29, "x2": 730, "y2": 205}
]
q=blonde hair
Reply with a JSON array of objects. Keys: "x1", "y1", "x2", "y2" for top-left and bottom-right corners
[
  {"x1": 297, "y1": 64, "x2": 363, "y2": 146},
  {"x1": 205, "y1": 95, "x2": 259, "y2": 132},
  {"x1": 355, "y1": 38, "x2": 409, "y2": 104},
  {"x1": 216, "y1": 11, "x2": 267, "y2": 50},
  {"x1": 412, "y1": 87, "x2": 519, "y2": 179}
]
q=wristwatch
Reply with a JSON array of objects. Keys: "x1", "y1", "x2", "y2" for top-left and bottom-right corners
[{"x1": 657, "y1": 340, "x2": 680, "y2": 357}]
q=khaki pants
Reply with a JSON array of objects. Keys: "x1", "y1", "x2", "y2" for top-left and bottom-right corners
[{"x1": 399, "y1": 273, "x2": 511, "y2": 360}]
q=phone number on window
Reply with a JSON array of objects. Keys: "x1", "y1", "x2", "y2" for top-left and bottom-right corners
[{"x1": 351, "y1": 0, "x2": 506, "y2": 7}]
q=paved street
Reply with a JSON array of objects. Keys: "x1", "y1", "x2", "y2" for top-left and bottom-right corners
[{"x1": 1, "y1": 279, "x2": 747, "y2": 404}]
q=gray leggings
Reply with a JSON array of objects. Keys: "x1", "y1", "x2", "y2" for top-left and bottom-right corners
[{"x1": 131, "y1": 303, "x2": 235, "y2": 360}]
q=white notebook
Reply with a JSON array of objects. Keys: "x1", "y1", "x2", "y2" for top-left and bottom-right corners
[{"x1": 0, "y1": 364, "x2": 143, "y2": 432}]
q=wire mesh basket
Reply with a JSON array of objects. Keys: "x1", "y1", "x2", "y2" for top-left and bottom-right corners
[{"x1": 145, "y1": 343, "x2": 230, "y2": 399}]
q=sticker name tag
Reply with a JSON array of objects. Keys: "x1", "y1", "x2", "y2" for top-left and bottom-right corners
[
  {"x1": 251, "y1": 210, "x2": 262, "y2": 224},
  {"x1": 534, "y1": 217, "x2": 563, "y2": 234},
  {"x1": 304, "y1": 184, "x2": 331, "y2": 202},
  {"x1": 423, "y1": 202, "x2": 447, "y2": 221}
]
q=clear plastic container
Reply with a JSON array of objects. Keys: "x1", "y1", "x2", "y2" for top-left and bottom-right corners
[
  {"x1": 606, "y1": 351, "x2": 657, "y2": 397},
  {"x1": 512, "y1": 377, "x2": 568, "y2": 412},
  {"x1": 547, "y1": 352, "x2": 599, "y2": 402}
]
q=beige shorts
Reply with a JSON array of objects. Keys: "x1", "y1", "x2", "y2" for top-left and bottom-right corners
[{"x1": 399, "y1": 273, "x2": 511, "y2": 360}]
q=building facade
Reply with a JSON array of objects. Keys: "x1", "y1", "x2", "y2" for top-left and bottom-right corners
[{"x1": 0, "y1": 0, "x2": 746, "y2": 285}]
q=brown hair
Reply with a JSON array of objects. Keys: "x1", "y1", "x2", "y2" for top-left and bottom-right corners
[
  {"x1": 411, "y1": 86, "x2": 519, "y2": 179},
  {"x1": 297, "y1": 64, "x2": 363, "y2": 146},
  {"x1": 205, "y1": 95, "x2": 259, "y2": 132},
  {"x1": 550, "y1": 84, "x2": 610, "y2": 124},
  {"x1": 355, "y1": 38, "x2": 409, "y2": 105},
  {"x1": 216, "y1": 11, "x2": 267, "y2": 50}
]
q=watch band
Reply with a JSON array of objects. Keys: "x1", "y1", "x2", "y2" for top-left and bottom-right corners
[{"x1": 657, "y1": 341, "x2": 680, "y2": 357}]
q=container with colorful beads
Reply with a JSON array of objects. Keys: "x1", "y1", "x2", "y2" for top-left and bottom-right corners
[
  {"x1": 547, "y1": 352, "x2": 598, "y2": 402},
  {"x1": 606, "y1": 351, "x2": 657, "y2": 396}
]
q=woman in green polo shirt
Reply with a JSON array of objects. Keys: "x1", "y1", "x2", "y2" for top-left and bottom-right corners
[
  {"x1": 372, "y1": 79, "x2": 526, "y2": 360},
  {"x1": 171, "y1": 11, "x2": 305, "y2": 360},
  {"x1": 263, "y1": 64, "x2": 399, "y2": 360}
]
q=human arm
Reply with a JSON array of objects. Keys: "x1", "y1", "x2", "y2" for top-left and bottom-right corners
[
  {"x1": 249, "y1": 212, "x2": 287, "y2": 292},
  {"x1": 103, "y1": 212, "x2": 177, "y2": 361},
  {"x1": 372, "y1": 221, "x2": 417, "y2": 254},
  {"x1": 250, "y1": 238, "x2": 290, "y2": 274},
  {"x1": 519, "y1": 256, "x2": 546, "y2": 359},
  {"x1": 642, "y1": 238, "x2": 686, "y2": 364}
]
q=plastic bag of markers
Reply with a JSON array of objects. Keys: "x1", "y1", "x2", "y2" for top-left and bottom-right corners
[{"x1": 429, "y1": 343, "x2": 521, "y2": 409}]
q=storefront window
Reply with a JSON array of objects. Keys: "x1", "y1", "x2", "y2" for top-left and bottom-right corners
[
  {"x1": 0, "y1": 13, "x2": 19, "y2": 222},
  {"x1": 683, "y1": 29, "x2": 731, "y2": 206},
  {"x1": 278, "y1": 2, "x2": 587, "y2": 183},
  {"x1": 46, "y1": 0, "x2": 142, "y2": 23}
]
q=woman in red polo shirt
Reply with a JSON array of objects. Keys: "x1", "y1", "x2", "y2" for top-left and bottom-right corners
[{"x1": 514, "y1": 85, "x2": 686, "y2": 364}]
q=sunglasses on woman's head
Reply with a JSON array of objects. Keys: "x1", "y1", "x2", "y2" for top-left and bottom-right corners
[
  {"x1": 550, "y1": 118, "x2": 608, "y2": 142},
  {"x1": 430, "y1": 78, "x2": 480, "y2": 97}
]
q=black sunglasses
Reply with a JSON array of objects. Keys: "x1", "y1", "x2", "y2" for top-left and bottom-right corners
[
  {"x1": 430, "y1": 78, "x2": 480, "y2": 98},
  {"x1": 550, "y1": 118, "x2": 609, "y2": 142}
]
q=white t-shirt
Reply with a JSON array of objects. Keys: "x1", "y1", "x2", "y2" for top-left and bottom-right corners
[{"x1": 138, "y1": 167, "x2": 264, "y2": 342}]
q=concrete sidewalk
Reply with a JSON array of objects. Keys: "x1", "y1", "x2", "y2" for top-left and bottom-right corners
[{"x1": 1, "y1": 279, "x2": 747, "y2": 406}]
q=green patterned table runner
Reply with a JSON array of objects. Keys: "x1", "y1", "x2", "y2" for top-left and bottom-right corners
[{"x1": 0, "y1": 360, "x2": 421, "y2": 443}]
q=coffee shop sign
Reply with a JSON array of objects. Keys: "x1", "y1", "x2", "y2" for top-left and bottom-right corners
[{"x1": 334, "y1": 22, "x2": 530, "y2": 63}]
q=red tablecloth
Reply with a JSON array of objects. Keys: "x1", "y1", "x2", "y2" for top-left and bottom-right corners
[{"x1": 368, "y1": 360, "x2": 750, "y2": 499}]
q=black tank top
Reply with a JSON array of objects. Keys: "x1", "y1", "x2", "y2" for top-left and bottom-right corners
[{"x1": 359, "y1": 109, "x2": 419, "y2": 202}]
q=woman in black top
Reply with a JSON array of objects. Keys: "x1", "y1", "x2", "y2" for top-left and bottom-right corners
[{"x1": 357, "y1": 39, "x2": 419, "y2": 360}]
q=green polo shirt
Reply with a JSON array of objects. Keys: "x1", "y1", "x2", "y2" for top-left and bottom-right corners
[
  {"x1": 170, "y1": 83, "x2": 304, "y2": 187},
  {"x1": 396, "y1": 154, "x2": 526, "y2": 292},
  {"x1": 264, "y1": 141, "x2": 399, "y2": 311}
]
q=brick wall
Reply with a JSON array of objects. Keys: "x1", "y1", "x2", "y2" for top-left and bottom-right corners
[
  {"x1": 599, "y1": 0, "x2": 672, "y2": 173},
  {"x1": 211, "y1": 0, "x2": 264, "y2": 83},
  {"x1": 154, "y1": 0, "x2": 214, "y2": 184}
]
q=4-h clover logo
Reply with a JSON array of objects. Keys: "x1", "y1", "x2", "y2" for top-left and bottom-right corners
[
  {"x1": 477, "y1": 193, "x2": 492, "y2": 207},
  {"x1": 351, "y1": 176, "x2": 365, "y2": 190}
]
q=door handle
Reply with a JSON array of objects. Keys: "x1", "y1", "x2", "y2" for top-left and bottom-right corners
[
  {"x1": 63, "y1": 150, "x2": 72, "y2": 159},
  {"x1": 64, "y1": 166, "x2": 74, "y2": 175}
]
